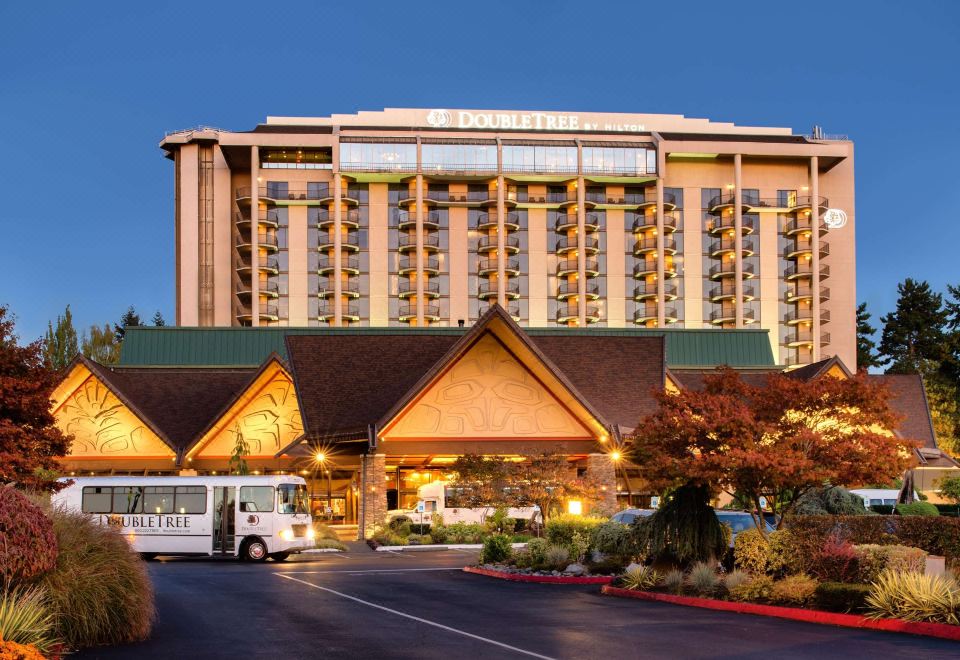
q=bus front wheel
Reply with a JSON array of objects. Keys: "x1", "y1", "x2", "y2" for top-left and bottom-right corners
[{"x1": 241, "y1": 537, "x2": 268, "y2": 562}]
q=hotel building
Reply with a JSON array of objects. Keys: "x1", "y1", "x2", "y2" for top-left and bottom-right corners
[{"x1": 161, "y1": 108, "x2": 856, "y2": 369}]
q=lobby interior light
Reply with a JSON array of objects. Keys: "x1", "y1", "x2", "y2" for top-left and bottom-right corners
[{"x1": 610, "y1": 450, "x2": 622, "y2": 462}]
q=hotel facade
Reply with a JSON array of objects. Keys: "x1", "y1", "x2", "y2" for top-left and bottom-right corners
[{"x1": 161, "y1": 108, "x2": 856, "y2": 369}]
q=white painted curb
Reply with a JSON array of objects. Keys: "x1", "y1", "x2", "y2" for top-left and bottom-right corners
[{"x1": 302, "y1": 548, "x2": 345, "y2": 554}]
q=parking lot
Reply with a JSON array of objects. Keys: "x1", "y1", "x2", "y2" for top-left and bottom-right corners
[{"x1": 77, "y1": 548, "x2": 958, "y2": 659}]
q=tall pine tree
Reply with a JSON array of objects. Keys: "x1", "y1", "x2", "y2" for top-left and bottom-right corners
[
  {"x1": 114, "y1": 306, "x2": 143, "y2": 343},
  {"x1": 856, "y1": 302, "x2": 883, "y2": 371},
  {"x1": 43, "y1": 305, "x2": 79, "y2": 370},
  {"x1": 879, "y1": 279, "x2": 947, "y2": 374}
]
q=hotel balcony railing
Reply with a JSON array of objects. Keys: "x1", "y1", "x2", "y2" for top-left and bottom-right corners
[
  {"x1": 501, "y1": 164, "x2": 579, "y2": 175},
  {"x1": 340, "y1": 161, "x2": 418, "y2": 173},
  {"x1": 557, "y1": 258, "x2": 599, "y2": 277},
  {"x1": 555, "y1": 213, "x2": 601, "y2": 232},
  {"x1": 235, "y1": 210, "x2": 281, "y2": 229},
  {"x1": 317, "y1": 232, "x2": 360, "y2": 251},
  {"x1": 398, "y1": 255, "x2": 440, "y2": 274},
  {"x1": 556, "y1": 304, "x2": 601, "y2": 323},
  {"x1": 631, "y1": 212, "x2": 679, "y2": 232},
  {"x1": 235, "y1": 233, "x2": 279, "y2": 251},
  {"x1": 785, "y1": 217, "x2": 829, "y2": 236},
  {"x1": 634, "y1": 282, "x2": 679, "y2": 300},
  {"x1": 707, "y1": 194, "x2": 828, "y2": 212},
  {"x1": 633, "y1": 306, "x2": 659, "y2": 323},
  {"x1": 475, "y1": 212, "x2": 520, "y2": 231},
  {"x1": 477, "y1": 280, "x2": 521, "y2": 299},
  {"x1": 315, "y1": 209, "x2": 361, "y2": 228},
  {"x1": 478, "y1": 257, "x2": 520, "y2": 275},
  {"x1": 635, "y1": 191, "x2": 678, "y2": 209},
  {"x1": 556, "y1": 236, "x2": 599, "y2": 252},
  {"x1": 708, "y1": 262, "x2": 756, "y2": 279},
  {"x1": 237, "y1": 302, "x2": 279, "y2": 320},
  {"x1": 317, "y1": 279, "x2": 361, "y2": 298},
  {"x1": 237, "y1": 186, "x2": 333, "y2": 202},
  {"x1": 709, "y1": 237, "x2": 756, "y2": 258},
  {"x1": 557, "y1": 281, "x2": 600, "y2": 298},
  {"x1": 786, "y1": 285, "x2": 830, "y2": 303},
  {"x1": 787, "y1": 240, "x2": 830, "y2": 259},
  {"x1": 784, "y1": 263, "x2": 830, "y2": 280},
  {"x1": 395, "y1": 210, "x2": 441, "y2": 230},
  {"x1": 710, "y1": 308, "x2": 755, "y2": 325},
  {"x1": 418, "y1": 163, "x2": 500, "y2": 175},
  {"x1": 784, "y1": 309, "x2": 831, "y2": 325},
  {"x1": 706, "y1": 216, "x2": 755, "y2": 235},
  {"x1": 634, "y1": 260, "x2": 678, "y2": 278},
  {"x1": 634, "y1": 236, "x2": 678, "y2": 255},
  {"x1": 398, "y1": 233, "x2": 440, "y2": 250},
  {"x1": 478, "y1": 235, "x2": 520, "y2": 251},
  {"x1": 236, "y1": 256, "x2": 279, "y2": 275},
  {"x1": 237, "y1": 281, "x2": 280, "y2": 298},
  {"x1": 398, "y1": 303, "x2": 441, "y2": 321},
  {"x1": 783, "y1": 331, "x2": 831, "y2": 347},
  {"x1": 317, "y1": 255, "x2": 360, "y2": 274},
  {"x1": 398, "y1": 280, "x2": 441, "y2": 297},
  {"x1": 317, "y1": 303, "x2": 360, "y2": 321},
  {"x1": 480, "y1": 302, "x2": 521, "y2": 318},
  {"x1": 708, "y1": 284, "x2": 756, "y2": 302}
]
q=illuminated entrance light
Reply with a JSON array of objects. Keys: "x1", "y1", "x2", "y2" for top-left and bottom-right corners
[{"x1": 567, "y1": 500, "x2": 583, "y2": 515}]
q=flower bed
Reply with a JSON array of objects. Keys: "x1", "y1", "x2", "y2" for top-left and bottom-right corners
[
  {"x1": 600, "y1": 586, "x2": 960, "y2": 642},
  {"x1": 465, "y1": 566, "x2": 614, "y2": 584}
]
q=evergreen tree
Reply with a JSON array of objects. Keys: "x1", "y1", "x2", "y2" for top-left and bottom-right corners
[
  {"x1": 81, "y1": 323, "x2": 121, "y2": 365},
  {"x1": 152, "y1": 311, "x2": 165, "y2": 327},
  {"x1": 114, "y1": 306, "x2": 143, "y2": 343},
  {"x1": 42, "y1": 305, "x2": 79, "y2": 370},
  {"x1": 856, "y1": 302, "x2": 883, "y2": 371},
  {"x1": 879, "y1": 279, "x2": 947, "y2": 374}
]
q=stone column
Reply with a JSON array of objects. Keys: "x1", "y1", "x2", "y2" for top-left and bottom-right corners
[
  {"x1": 585, "y1": 453, "x2": 617, "y2": 515},
  {"x1": 358, "y1": 453, "x2": 387, "y2": 540}
]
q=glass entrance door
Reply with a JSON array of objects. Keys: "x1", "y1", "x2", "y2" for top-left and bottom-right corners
[{"x1": 212, "y1": 486, "x2": 236, "y2": 555}]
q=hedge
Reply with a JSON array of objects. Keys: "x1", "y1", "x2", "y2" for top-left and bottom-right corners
[{"x1": 783, "y1": 515, "x2": 960, "y2": 562}]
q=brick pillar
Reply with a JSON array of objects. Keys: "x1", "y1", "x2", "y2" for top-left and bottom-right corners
[
  {"x1": 585, "y1": 453, "x2": 617, "y2": 516},
  {"x1": 358, "y1": 453, "x2": 387, "y2": 540}
]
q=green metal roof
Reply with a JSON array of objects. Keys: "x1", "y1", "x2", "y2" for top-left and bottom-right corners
[{"x1": 119, "y1": 326, "x2": 775, "y2": 369}]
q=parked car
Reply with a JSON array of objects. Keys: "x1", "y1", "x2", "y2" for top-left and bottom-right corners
[
  {"x1": 610, "y1": 508, "x2": 656, "y2": 524},
  {"x1": 609, "y1": 507, "x2": 773, "y2": 546}
]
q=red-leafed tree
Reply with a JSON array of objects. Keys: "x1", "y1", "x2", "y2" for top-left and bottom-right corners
[
  {"x1": 632, "y1": 368, "x2": 917, "y2": 533},
  {"x1": 0, "y1": 305, "x2": 71, "y2": 490}
]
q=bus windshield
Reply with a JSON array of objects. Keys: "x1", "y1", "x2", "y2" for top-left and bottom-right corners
[{"x1": 278, "y1": 484, "x2": 309, "y2": 515}]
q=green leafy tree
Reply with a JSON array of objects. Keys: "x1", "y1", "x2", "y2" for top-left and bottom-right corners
[
  {"x1": 856, "y1": 302, "x2": 883, "y2": 371},
  {"x1": 937, "y1": 475, "x2": 960, "y2": 504},
  {"x1": 0, "y1": 305, "x2": 72, "y2": 490},
  {"x1": 634, "y1": 483, "x2": 728, "y2": 564},
  {"x1": 42, "y1": 305, "x2": 78, "y2": 370},
  {"x1": 114, "y1": 306, "x2": 143, "y2": 343},
  {"x1": 228, "y1": 424, "x2": 250, "y2": 475},
  {"x1": 81, "y1": 323, "x2": 121, "y2": 365},
  {"x1": 879, "y1": 279, "x2": 947, "y2": 374}
]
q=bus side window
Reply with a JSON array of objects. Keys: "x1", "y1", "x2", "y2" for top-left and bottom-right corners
[
  {"x1": 239, "y1": 486, "x2": 274, "y2": 513},
  {"x1": 112, "y1": 486, "x2": 143, "y2": 514},
  {"x1": 82, "y1": 486, "x2": 112, "y2": 513},
  {"x1": 144, "y1": 486, "x2": 175, "y2": 514},
  {"x1": 175, "y1": 486, "x2": 207, "y2": 514}
]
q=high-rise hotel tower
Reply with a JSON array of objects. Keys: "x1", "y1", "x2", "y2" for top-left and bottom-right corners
[{"x1": 161, "y1": 108, "x2": 855, "y2": 368}]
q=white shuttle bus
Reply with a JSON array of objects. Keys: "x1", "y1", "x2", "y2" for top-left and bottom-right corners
[{"x1": 53, "y1": 475, "x2": 315, "y2": 561}]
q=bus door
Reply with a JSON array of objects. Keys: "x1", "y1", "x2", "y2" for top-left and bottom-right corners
[{"x1": 213, "y1": 486, "x2": 236, "y2": 555}]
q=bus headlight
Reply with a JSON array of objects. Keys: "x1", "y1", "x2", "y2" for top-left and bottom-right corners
[
  {"x1": 280, "y1": 529, "x2": 294, "y2": 542},
  {"x1": 306, "y1": 528, "x2": 316, "y2": 540}
]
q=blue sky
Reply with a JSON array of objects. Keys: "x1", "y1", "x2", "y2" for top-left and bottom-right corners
[{"x1": 2, "y1": 1, "x2": 958, "y2": 342}]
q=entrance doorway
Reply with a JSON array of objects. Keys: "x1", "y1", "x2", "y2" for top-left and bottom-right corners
[{"x1": 213, "y1": 486, "x2": 235, "y2": 554}]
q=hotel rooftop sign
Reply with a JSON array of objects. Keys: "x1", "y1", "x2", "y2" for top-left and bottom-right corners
[{"x1": 266, "y1": 108, "x2": 794, "y2": 136}]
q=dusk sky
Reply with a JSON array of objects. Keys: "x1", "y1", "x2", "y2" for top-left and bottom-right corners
[{"x1": 2, "y1": 1, "x2": 958, "y2": 342}]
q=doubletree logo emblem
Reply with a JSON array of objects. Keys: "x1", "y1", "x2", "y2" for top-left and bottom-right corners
[
  {"x1": 247, "y1": 515, "x2": 259, "y2": 525},
  {"x1": 823, "y1": 208, "x2": 848, "y2": 229},
  {"x1": 426, "y1": 109, "x2": 452, "y2": 128}
]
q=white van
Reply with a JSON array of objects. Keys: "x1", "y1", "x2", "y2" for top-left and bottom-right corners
[
  {"x1": 386, "y1": 481, "x2": 540, "y2": 527},
  {"x1": 53, "y1": 475, "x2": 315, "y2": 561}
]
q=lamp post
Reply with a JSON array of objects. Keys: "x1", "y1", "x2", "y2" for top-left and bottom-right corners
[{"x1": 314, "y1": 451, "x2": 326, "y2": 519}]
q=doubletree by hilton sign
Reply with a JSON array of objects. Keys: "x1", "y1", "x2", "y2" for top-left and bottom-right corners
[{"x1": 425, "y1": 109, "x2": 646, "y2": 133}]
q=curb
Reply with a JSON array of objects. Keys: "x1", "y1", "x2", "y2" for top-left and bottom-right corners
[
  {"x1": 374, "y1": 543, "x2": 528, "y2": 552},
  {"x1": 600, "y1": 586, "x2": 960, "y2": 642},
  {"x1": 464, "y1": 566, "x2": 614, "y2": 584},
  {"x1": 302, "y1": 548, "x2": 344, "y2": 554}
]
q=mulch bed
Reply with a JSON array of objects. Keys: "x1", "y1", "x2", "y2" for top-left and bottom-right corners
[{"x1": 464, "y1": 566, "x2": 614, "y2": 584}]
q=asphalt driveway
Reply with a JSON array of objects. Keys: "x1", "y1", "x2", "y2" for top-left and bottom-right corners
[{"x1": 76, "y1": 549, "x2": 958, "y2": 659}]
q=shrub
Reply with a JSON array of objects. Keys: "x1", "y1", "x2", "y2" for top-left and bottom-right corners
[
  {"x1": 480, "y1": 535, "x2": 513, "y2": 564},
  {"x1": 408, "y1": 524, "x2": 431, "y2": 536},
  {"x1": 793, "y1": 486, "x2": 869, "y2": 516},
  {"x1": 315, "y1": 538, "x2": 347, "y2": 551},
  {"x1": 770, "y1": 574, "x2": 818, "y2": 606},
  {"x1": 813, "y1": 582, "x2": 872, "y2": 613},
  {"x1": 407, "y1": 534, "x2": 431, "y2": 545},
  {"x1": 855, "y1": 544, "x2": 927, "y2": 583},
  {"x1": 485, "y1": 507, "x2": 516, "y2": 534},
  {"x1": 733, "y1": 528, "x2": 769, "y2": 574},
  {"x1": 895, "y1": 502, "x2": 940, "y2": 517},
  {"x1": 526, "y1": 538, "x2": 549, "y2": 567},
  {"x1": 388, "y1": 515, "x2": 412, "y2": 530},
  {"x1": 728, "y1": 575, "x2": 774, "y2": 602},
  {"x1": 586, "y1": 556, "x2": 627, "y2": 575},
  {"x1": 0, "y1": 487, "x2": 58, "y2": 586},
  {"x1": 866, "y1": 570, "x2": 960, "y2": 624},
  {"x1": 636, "y1": 484, "x2": 727, "y2": 565},
  {"x1": 311, "y1": 521, "x2": 340, "y2": 542},
  {"x1": 544, "y1": 515, "x2": 605, "y2": 552},
  {"x1": 371, "y1": 525, "x2": 408, "y2": 546},
  {"x1": 811, "y1": 534, "x2": 859, "y2": 583},
  {"x1": 767, "y1": 529, "x2": 804, "y2": 577},
  {"x1": 686, "y1": 562, "x2": 720, "y2": 596},
  {"x1": 568, "y1": 531, "x2": 590, "y2": 564},
  {"x1": 544, "y1": 544, "x2": 570, "y2": 571},
  {"x1": 0, "y1": 587, "x2": 57, "y2": 656},
  {"x1": 446, "y1": 522, "x2": 486, "y2": 544},
  {"x1": 661, "y1": 569, "x2": 685, "y2": 594},
  {"x1": 593, "y1": 521, "x2": 634, "y2": 560},
  {"x1": 38, "y1": 508, "x2": 154, "y2": 648},
  {"x1": 430, "y1": 523, "x2": 449, "y2": 544},
  {"x1": 621, "y1": 565, "x2": 661, "y2": 591},
  {"x1": 723, "y1": 569, "x2": 750, "y2": 595}
]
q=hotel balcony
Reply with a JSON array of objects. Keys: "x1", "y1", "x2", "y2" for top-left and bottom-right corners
[
  {"x1": 708, "y1": 283, "x2": 755, "y2": 302},
  {"x1": 236, "y1": 256, "x2": 279, "y2": 276},
  {"x1": 786, "y1": 285, "x2": 830, "y2": 303},
  {"x1": 398, "y1": 233, "x2": 440, "y2": 252},
  {"x1": 235, "y1": 232, "x2": 279, "y2": 252},
  {"x1": 634, "y1": 281, "x2": 678, "y2": 301},
  {"x1": 317, "y1": 255, "x2": 360, "y2": 275},
  {"x1": 784, "y1": 309, "x2": 831, "y2": 325},
  {"x1": 633, "y1": 305, "x2": 679, "y2": 325},
  {"x1": 786, "y1": 240, "x2": 830, "y2": 260},
  {"x1": 477, "y1": 280, "x2": 520, "y2": 300},
  {"x1": 317, "y1": 279, "x2": 361, "y2": 298},
  {"x1": 709, "y1": 308, "x2": 755, "y2": 325},
  {"x1": 237, "y1": 302, "x2": 279, "y2": 322},
  {"x1": 318, "y1": 231, "x2": 360, "y2": 251},
  {"x1": 789, "y1": 195, "x2": 829, "y2": 212},
  {"x1": 556, "y1": 235, "x2": 599, "y2": 254},
  {"x1": 706, "y1": 216, "x2": 755, "y2": 235},
  {"x1": 478, "y1": 187, "x2": 518, "y2": 207},
  {"x1": 783, "y1": 330, "x2": 831, "y2": 348},
  {"x1": 555, "y1": 213, "x2": 601, "y2": 232},
  {"x1": 709, "y1": 236, "x2": 755, "y2": 258},
  {"x1": 631, "y1": 212, "x2": 679, "y2": 233},
  {"x1": 317, "y1": 302, "x2": 360, "y2": 322},
  {"x1": 557, "y1": 258, "x2": 599, "y2": 277},
  {"x1": 480, "y1": 302, "x2": 521, "y2": 319},
  {"x1": 634, "y1": 236, "x2": 678, "y2": 257},
  {"x1": 395, "y1": 210, "x2": 441, "y2": 230},
  {"x1": 557, "y1": 280, "x2": 600, "y2": 300},
  {"x1": 634, "y1": 260, "x2": 678, "y2": 278},
  {"x1": 478, "y1": 257, "x2": 520, "y2": 276},
  {"x1": 708, "y1": 262, "x2": 756, "y2": 280},
  {"x1": 236, "y1": 186, "x2": 336, "y2": 204},
  {"x1": 478, "y1": 234, "x2": 520, "y2": 253},
  {"x1": 785, "y1": 216, "x2": 829, "y2": 236},
  {"x1": 784, "y1": 263, "x2": 830, "y2": 280},
  {"x1": 399, "y1": 255, "x2": 440, "y2": 275},
  {"x1": 556, "y1": 304, "x2": 601, "y2": 324},
  {"x1": 237, "y1": 281, "x2": 279, "y2": 299},
  {"x1": 476, "y1": 212, "x2": 520, "y2": 231},
  {"x1": 316, "y1": 209, "x2": 361, "y2": 229},
  {"x1": 234, "y1": 210, "x2": 280, "y2": 230},
  {"x1": 398, "y1": 279, "x2": 441, "y2": 299},
  {"x1": 636, "y1": 191, "x2": 678, "y2": 211},
  {"x1": 399, "y1": 303, "x2": 441, "y2": 322}
]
